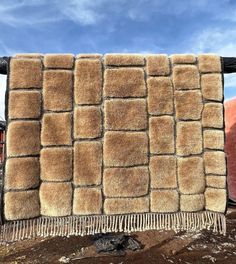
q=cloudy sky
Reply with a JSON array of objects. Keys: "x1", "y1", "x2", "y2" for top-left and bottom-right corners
[{"x1": 0, "y1": 0, "x2": 236, "y2": 119}]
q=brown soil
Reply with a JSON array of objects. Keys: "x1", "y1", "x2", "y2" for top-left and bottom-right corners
[{"x1": 0, "y1": 208, "x2": 235, "y2": 264}]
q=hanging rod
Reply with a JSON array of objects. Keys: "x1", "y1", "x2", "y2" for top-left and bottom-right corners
[{"x1": 0, "y1": 56, "x2": 236, "y2": 75}]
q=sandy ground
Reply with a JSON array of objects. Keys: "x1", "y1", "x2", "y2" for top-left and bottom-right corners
[{"x1": 0, "y1": 207, "x2": 235, "y2": 264}]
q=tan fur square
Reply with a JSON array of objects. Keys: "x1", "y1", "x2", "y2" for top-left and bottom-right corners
[
  {"x1": 43, "y1": 70, "x2": 72, "y2": 111},
  {"x1": 5, "y1": 158, "x2": 39, "y2": 190},
  {"x1": 180, "y1": 194, "x2": 204, "y2": 212},
  {"x1": 170, "y1": 54, "x2": 196, "y2": 64},
  {"x1": 41, "y1": 113, "x2": 72, "y2": 146},
  {"x1": 74, "y1": 141, "x2": 102, "y2": 186},
  {"x1": 104, "y1": 54, "x2": 144, "y2": 66},
  {"x1": 4, "y1": 190, "x2": 40, "y2": 220},
  {"x1": 74, "y1": 59, "x2": 102, "y2": 104},
  {"x1": 149, "y1": 116, "x2": 174, "y2": 154},
  {"x1": 203, "y1": 130, "x2": 224, "y2": 150},
  {"x1": 178, "y1": 157, "x2": 205, "y2": 194},
  {"x1": 7, "y1": 121, "x2": 40, "y2": 156},
  {"x1": 44, "y1": 54, "x2": 74, "y2": 68},
  {"x1": 206, "y1": 176, "x2": 226, "y2": 188},
  {"x1": 8, "y1": 90, "x2": 41, "y2": 119},
  {"x1": 73, "y1": 188, "x2": 102, "y2": 215},
  {"x1": 40, "y1": 182, "x2": 72, "y2": 216},
  {"x1": 76, "y1": 54, "x2": 102, "y2": 59},
  {"x1": 202, "y1": 103, "x2": 223, "y2": 128},
  {"x1": 150, "y1": 156, "x2": 177, "y2": 188},
  {"x1": 15, "y1": 53, "x2": 42, "y2": 59},
  {"x1": 146, "y1": 54, "x2": 170, "y2": 76},
  {"x1": 173, "y1": 65, "x2": 200, "y2": 90},
  {"x1": 147, "y1": 77, "x2": 173, "y2": 115},
  {"x1": 103, "y1": 167, "x2": 149, "y2": 197},
  {"x1": 10, "y1": 58, "x2": 42, "y2": 89},
  {"x1": 205, "y1": 188, "x2": 226, "y2": 213},
  {"x1": 104, "y1": 68, "x2": 145, "y2": 97},
  {"x1": 74, "y1": 106, "x2": 101, "y2": 139},
  {"x1": 104, "y1": 197, "x2": 149, "y2": 214},
  {"x1": 104, "y1": 99, "x2": 147, "y2": 130},
  {"x1": 175, "y1": 90, "x2": 203, "y2": 120},
  {"x1": 104, "y1": 131, "x2": 148, "y2": 167},
  {"x1": 198, "y1": 54, "x2": 221, "y2": 73},
  {"x1": 151, "y1": 190, "x2": 179, "y2": 213},
  {"x1": 40, "y1": 148, "x2": 72, "y2": 182},
  {"x1": 176, "y1": 121, "x2": 202, "y2": 156},
  {"x1": 204, "y1": 151, "x2": 226, "y2": 175},
  {"x1": 201, "y1": 74, "x2": 223, "y2": 101}
]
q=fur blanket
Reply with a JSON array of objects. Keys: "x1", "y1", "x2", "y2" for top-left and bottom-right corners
[{"x1": 0, "y1": 53, "x2": 227, "y2": 242}]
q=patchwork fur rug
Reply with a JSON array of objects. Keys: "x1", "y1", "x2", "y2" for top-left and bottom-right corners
[{"x1": 0, "y1": 53, "x2": 227, "y2": 242}]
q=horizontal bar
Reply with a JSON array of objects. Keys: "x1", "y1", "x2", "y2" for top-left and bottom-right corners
[
  {"x1": 1, "y1": 56, "x2": 236, "y2": 74},
  {"x1": 0, "y1": 57, "x2": 10, "y2": 75},
  {"x1": 222, "y1": 57, "x2": 236, "y2": 73}
]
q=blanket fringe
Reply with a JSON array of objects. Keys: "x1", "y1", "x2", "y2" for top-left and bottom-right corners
[{"x1": 0, "y1": 211, "x2": 226, "y2": 244}]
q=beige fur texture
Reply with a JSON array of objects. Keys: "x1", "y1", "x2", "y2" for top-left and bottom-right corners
[
  {"x1": 175, "y1": 90, "x2": 203, "y2": 120},
  {"x1": 150, "y1": 156, "x2": 177, "y2": 188},
  {"x1": 170, "y1": 54, "x2": 196, "y2": 64},
  {"x1": 44, "y1": 54, "x2": 74, "y2": 68},
  {"x1": 180, "y1": 194, "x2": 204, "y2": 212},
  {"x1": 74, "y1": 141, "x2": 102, "y2": 186},
  {"x1": 41, "y1": 113, "x2": 72, "y2": 146},
  {"x1": 40, "y1": 182, "x2": 72, "y2": 217},
  {"x1": 43, "y1": 70, "x2": 72, "y2": 111},
  {"x1": 104, "y1": 197, "x2": 149, "y2": 214},
  {"x1": 178, "y1": 157, "x2": 205, "y2": 194},
  {"x1": 8, "y1": 91, "x2": 41, "y2": 119},
  {"x1": 7, "y1": 121, "x2": 40, "y2": 156},
  {"x1": 15, "y1": 53, "x2": 42, "y2": 59},
  {"x1": 198, "y1": 54, "x2": 221, "y2": 73},
  {"x1": 151, "y1": 190, "x2": 179, "y2": 213},
  {"x1": 146, "y1": 54, "x2": 170, "y2": 76},
  {"x1": 201, "y1": 74, "x2": 223, "y2": 101},
  {"x1": 5, "y1": 157, "x2": 39, "y2": 190},
  {"x1": 74, "y1": 59, "x2": 102, "y2": 104},
  {"x1": 4, "y1": 190, "x2": 40, "y2": 220},
  {"x1": 73, "y1": 188, "x2": 102, "y2": 215},
  {"x1": 203, "y1": 130, "x2": 224, "y2": 150},
  {"x1": 76, "y1": 54, "x2": 102, "y2": 59},
  {"x1": 104, "y1": 68, "x2": 145, "y2": 97},
  {"x1": 176, "y1": 121, "x2": 202, "y2": 156},
  {"x1": 202, "y1": 103, "x2": 223, "y2": 128},
  {"x1": 10, "y1": 58, "x2": 42, "y2": 89},
  {"x1": 40, "y1": 148, "x2": 72, "y2": 182},
  {"x1": 173, "y1": 65, "x2": 200, "y2": 90},
  {"x1": 104, "y1": 99, "x2": 147, "y2": 130},
  {"x1": 104, "y1": 131, "x2": 148, "y2": 167},
  {"x1": 204, "y1": 151, "x2": 226, "y2": 175},
  {"x1": 74, "y1": 106, "x2": 101, "y2": 139},
  {"x1": 206, "y1": 176, "x2": 226, "y2": 188},
  {"x1": 149, "y1": 116, "x2": 174, "y2": 154},
  {"x1": 205, "y1": 188, "x2": 226, "y2": 213},
  {"x1": 103, "y1": 167, "x2": 149, "y2": 197},
  {"x1": 4, "y1": 53, "x2": 227, "y2": 223},
  {"x1": 147, "y1": 77, "x2": 173, "y2": 115},
  {"x1": 104, "y1": 54, "x2": 144, "y2": 66}
]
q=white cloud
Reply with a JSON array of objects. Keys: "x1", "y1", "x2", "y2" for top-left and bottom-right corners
[
  {"x1": 0, "y1": 0, "x2": 116, "y2": 27},
  {"x1": 189, "y1": 27, "x2": 236, "y2": 56},
  {"x1": 224, "y1": 74, "x2": 236, "y2": 88}
]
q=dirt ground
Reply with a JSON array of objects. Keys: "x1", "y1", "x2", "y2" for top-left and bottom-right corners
[{"x1": 0, "y1": 207, "x2": 235, "y2": 264}]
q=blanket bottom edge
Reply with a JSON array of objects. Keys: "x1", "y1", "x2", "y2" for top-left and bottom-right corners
[{"x1": 0, "y1": 211, "x2": 226, "y2": 243}]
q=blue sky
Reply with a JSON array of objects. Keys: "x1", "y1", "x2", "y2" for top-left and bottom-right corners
[{"x1": 0, "y1": 0, "x2": 236, "y2": 119}]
